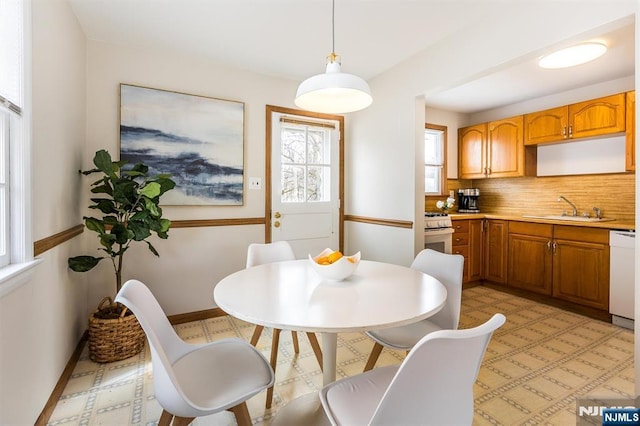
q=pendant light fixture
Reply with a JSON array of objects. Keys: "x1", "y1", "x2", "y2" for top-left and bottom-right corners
[{"x1": 295, "y1": 0, "x2": 372, "y2": 114}]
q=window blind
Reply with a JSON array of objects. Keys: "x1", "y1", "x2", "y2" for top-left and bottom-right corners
[{"x1": 280, "y1": 116, "x2": 336, "y2": 129}]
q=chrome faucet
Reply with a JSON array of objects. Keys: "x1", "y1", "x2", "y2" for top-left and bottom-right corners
[
  {"x1": 593, "y1": 207, "x2": 602, "y2": 219},
  {"x1": 557, "y1": 195, "x2": 578, "y2": 217}
]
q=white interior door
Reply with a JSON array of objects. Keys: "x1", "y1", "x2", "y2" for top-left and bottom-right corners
[{"x1": 270, "y1": 112, "x2": 340, "y2": 258}]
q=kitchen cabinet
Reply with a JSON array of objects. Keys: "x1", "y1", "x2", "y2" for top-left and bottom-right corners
[
  {"x1": 524, "y1": 93, "x2": 626, "y2": 145},
  {"x1": 459, "y1": 115, "x2": 535, "y2": 179},
  {"x1": 507, "y1": 221, "x2": 610, "y2": 310},
  {"x1": 483, "y1": 219, "x2": 508, "y2": 284},
  {"x1": 508, "y1": 222, "x2": 553, "y2": 295},
  {"x1": 626, "y1": 90, "x2": 635, "y2": 171},
  {"x1": 452, "y1": 218, "x2": 483, "y2": 283},
  {"x1": 552, "y1": 226, "x2": 610, "y2": 310},
  {"x1": 458, "y1": 123, "x2": 487, "y2": 179}
]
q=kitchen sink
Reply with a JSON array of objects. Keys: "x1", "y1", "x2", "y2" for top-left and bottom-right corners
[{"x1": 522, "y1": 215, "x2": 615, "y2": 222}]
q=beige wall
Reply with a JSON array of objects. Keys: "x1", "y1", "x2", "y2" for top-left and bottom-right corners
[
  {"x1": 84, "y1": 41, "x2": 300, "y2": 314},
  {"x1": 0, "y1": 1, "x2": 87, "y2": 424}
]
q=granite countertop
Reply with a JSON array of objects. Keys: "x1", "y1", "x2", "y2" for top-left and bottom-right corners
[{"x1": 448, "y1": 213, "x2": 635, "y2": 231}]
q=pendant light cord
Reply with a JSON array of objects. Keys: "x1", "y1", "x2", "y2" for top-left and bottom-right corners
[{"x1": 331, "y1": 0, "x2": 335, "y2": 55}]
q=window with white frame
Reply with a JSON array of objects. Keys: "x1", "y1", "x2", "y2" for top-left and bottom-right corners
[
  {"x1": 424, "y1": 123, "x2": 447, "y2": 195},
  {"x1": 0, "y1": 110, "x2": 9, "y2": 267},
  {"x1": 0, "y1": 0, "x2": 30, "y2": 272}
]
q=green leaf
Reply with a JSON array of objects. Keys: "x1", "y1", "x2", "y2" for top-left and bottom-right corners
[
  {"x1": 146, "y1": 241, "x2": 159, "y2": 256},
  {"x1": 129, "y1": 220, "x2": 151, "y2": 241},
  {"x1": 159, "y1": 218, "x2": 171, "y2": 233},
  {"x1": 89, "y1": 199, "x2": 118, "y2": 214},
  {"x1": 145, "y1": 198, "x2": 160, "y2": 217},
  {"x1": 140, "y1": 182, "x2": 161, "y2": 199},
  {"x1": 113, "y1": 180, "x2": 137, "y2": 205},
  {"x1": 111, "y1": 223, "x2": 132, "y2": 245},
  {"x1": 93, "y1": 150, "x2": 117, "y2": 178},
  {"x1": 84, "y1": 217, "x2": 105, "y2": 234},
  {"x1": 68, "y1": 256, "x2": 103, "y2": 272},
  {"x1": 157, "y1": 177, "x2": 176, "y2": 195}
]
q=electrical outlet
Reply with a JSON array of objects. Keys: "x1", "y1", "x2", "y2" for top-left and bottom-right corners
[{"x1": 249, "y1": 177, "x2": 262, "y2": 190}]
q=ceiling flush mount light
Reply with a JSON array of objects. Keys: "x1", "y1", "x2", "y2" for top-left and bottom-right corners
[
  {"x1": 538, "y1": 42, "x2": 608, "y2": 69},
  {"x1": 295, "y1": 0, "x2": 372, "y2": 114}
]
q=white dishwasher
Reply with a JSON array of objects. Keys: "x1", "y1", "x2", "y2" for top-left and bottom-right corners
[{"x1": 609, "y1": 230, "x2": 635, "y2": 329}]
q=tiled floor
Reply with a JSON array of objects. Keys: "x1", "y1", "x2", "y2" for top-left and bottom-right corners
[{"x1": 47, "y1": 286, "x2": 634, "y2": 425}]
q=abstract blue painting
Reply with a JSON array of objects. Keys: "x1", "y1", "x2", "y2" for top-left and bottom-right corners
[{"x1": 119, "y1": 84, "x2": 244, "y2": 205}]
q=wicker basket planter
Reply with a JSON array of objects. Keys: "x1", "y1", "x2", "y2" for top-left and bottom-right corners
[{"x1": 88, "y1": 297, "x2": 145, "y2": 363}]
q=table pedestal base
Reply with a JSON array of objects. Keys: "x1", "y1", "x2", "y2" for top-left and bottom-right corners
[{"x1": 271, "y1": 393, "x2": 330, "y2": 426}]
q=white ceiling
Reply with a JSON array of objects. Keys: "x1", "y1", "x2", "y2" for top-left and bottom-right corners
[{"x1": 68, "y1": 0, "x2": 635, "y2": 113}]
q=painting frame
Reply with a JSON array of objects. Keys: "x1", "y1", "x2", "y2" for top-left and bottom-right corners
[{"x1": 119, "y1": 83, "x2": 245, "y2": 206}]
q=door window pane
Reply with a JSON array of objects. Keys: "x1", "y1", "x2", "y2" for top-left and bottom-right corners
[{"x1": 281, "y1": 124, "x2": 331, "y2": 203}]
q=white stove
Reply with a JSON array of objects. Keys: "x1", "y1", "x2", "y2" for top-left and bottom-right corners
[{"x1": 424, "y1": 212, "x2": 454, "y2": 253}]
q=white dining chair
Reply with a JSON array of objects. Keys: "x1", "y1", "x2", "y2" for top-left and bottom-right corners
[
  {"x1": 363, "y1": 248, "x2": 464, "y2": 371},
  {"x1": 246, "y1": 241, "x2": 324, "y2": 408},
  {"x1": 115, "y1": 279, "x2": 274, "y2": 426},
  {"x1": 321, "y1": 313, "x2": 506, "y2": 426}
]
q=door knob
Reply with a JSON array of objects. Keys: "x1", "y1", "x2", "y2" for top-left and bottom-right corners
[
  {"x1": 274, "y1": 212, "x2": 281, "y2": 218},
  {"x1": 274, "y1": 221, "x2": 281, "y2": 228}
]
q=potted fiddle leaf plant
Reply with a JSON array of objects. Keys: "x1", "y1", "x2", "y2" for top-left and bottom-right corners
[{"x1": 69, "y1": 149, "x2": 175, "y2": 362}]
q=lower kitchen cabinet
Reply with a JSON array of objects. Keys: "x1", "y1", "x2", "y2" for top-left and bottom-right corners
[
  {"x1": 452, "y1": 218, "x2": 483, "y2": 283},
  {"x1": 483, "y1": 219, "x2": 508, "y2": 284},
  {"x1": 505, "y1": 221, "x2": 610, "y2": 310},
  {"x1": 552, "y1": 226, "x2": 610, "y2": 310},
  {"x1": 508, "y1": 222, "x2": 553, "y2": 295}
]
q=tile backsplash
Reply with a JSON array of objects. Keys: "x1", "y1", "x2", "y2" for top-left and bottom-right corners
[{"x1": 426, "y1": 174, "x2": 635, "y2": 223}]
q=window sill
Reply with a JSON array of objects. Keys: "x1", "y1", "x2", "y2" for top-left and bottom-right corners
[{"x1": 0, "y1": 259, "x2": 43, "y2": 298}]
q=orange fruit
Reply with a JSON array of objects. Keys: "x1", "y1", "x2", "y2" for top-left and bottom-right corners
[
  {"x1": 347, "y1": 257, "x2": 356, "y2": 264},
  {"x1": 316, "y1": 256, "x2": 330, "y2": 265},
  {"x1": 327, "y1": 250, "x2": 343, "y2": 263}
]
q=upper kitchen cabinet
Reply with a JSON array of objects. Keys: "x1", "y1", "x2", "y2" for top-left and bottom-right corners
[
  {"x1": 626, "y1": 90, "x2": 635, "y2": 171},
  {"x1": 459, "y1": 115, "x2": 536, "y2": 179},
  {"x1": 458, "y1": 123, "x2": 487, "y2": 179},
  {"x1": 524, "y1": 93, "x2": 626, "y2": 145},
  {"x1": 523, "y1": 106, "x2": 568, "y2": 145}
]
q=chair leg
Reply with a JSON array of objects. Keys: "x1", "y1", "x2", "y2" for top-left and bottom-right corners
[
  {"x1": 363, "y1": 342, "x2": 384, "y2": 372},
  {"x1": 230, "y1": 402, "x2": 252, "y2": 426},
  {"x1": 158, "y1": 410, "x2": 173, "y2": 426},
  {"x1": 266, "y1": 328, "x2": 281, "y2": 409},
  {"x1": 172, "y1": 417, "x2": 195, "y2": 426},
  {"x1": 250, "y1": 325, "x2": 264, "y2": 346},
  {"x1": 292, "y1": 330, "x2": 300, "y2": 353},
  {"x1": 306, "y1": 332, "x2": 323, "y2": 371}
]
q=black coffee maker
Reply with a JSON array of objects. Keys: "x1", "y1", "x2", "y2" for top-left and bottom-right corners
[{"x1": 457, "y1": 188, "x2": 480, "y2": 213}]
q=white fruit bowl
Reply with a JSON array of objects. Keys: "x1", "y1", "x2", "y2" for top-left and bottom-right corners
[{"x1": 308, "y1": 248, "x2": 361, "y2": 281}]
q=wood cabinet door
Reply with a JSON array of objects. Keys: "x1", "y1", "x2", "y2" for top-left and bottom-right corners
[
  {"x1": 551, "y1": 225, "x2": 610, "y2": 310},
  {"x1": 458, "y1": 124, "x2": 487, "y2": 179},
  {"x1": 484, "y1": 219, "x2": 508, "y2": 284},
  {"x1": 487, "y1": 116, "x2": 524, "y2": 178},
  {"x1": 524, "y1": 106, "x2": 568, "y2": 145},
  {"x1": 552, "y1": 238, "x2": 610, "y2": 310},
  {"x1": 508, "y1": 223, "x2": 553, "y2": 295},
  {"x1": 626, "y1": 91, "x2": 635, "y2": 171},
  {"x1": 468, "y1": 219, "x2": 483, "y2": 282},
  {"x1": 569, "y1": 93, "x2": 625, "y2": 139}
]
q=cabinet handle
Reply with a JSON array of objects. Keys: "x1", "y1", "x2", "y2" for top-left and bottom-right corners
[
  {"x1": 455, "y1": 225, "x2": 462, "y2": 230},
  {"x1": 546, "y1": 240, "x2": 551, "y2": 253},
  {"x1": 552, "y1": 241, "x2": 557, "y2": 254},
  {"x1": 562, "y1": 126, "x2": 567, "y2": 137},
  {"x1": 486, "y1": 167, "x2": 491, "y2": 175},
  {"x1": 455, "y1": 238, "x2": 463, "y2": 242},
  {"x1": 568, "y1": 125, "x2": 573, "y2": 138}
]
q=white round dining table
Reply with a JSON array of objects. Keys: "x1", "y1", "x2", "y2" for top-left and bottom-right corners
[{"x1": 213, "y1": 258, "x2": 447, "y2": 425}]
